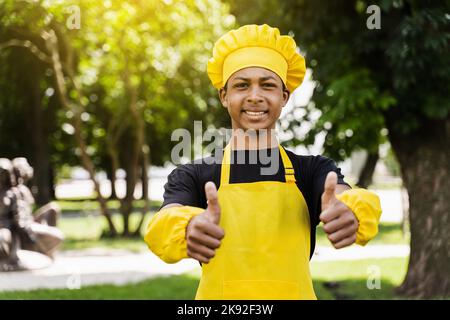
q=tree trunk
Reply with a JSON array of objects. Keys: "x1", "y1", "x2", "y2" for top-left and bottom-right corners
[
  {"x1": 27, "y1": 68, "x2": 52, "y2": 206},
  {"x1": 134, "y1": 145, "x2": 150, "y2": 236},
  {"x1": 118, "y1": 51, "x2": 144, "y2": 237},
  {"x1": 42, "y1": 29, "x2": 117, "y2": 236},
  {"x1": 141, "y1": 149, "x2": 149, "y2": 201},
  {"x1": 388, "y1": 117, "x2": 450, "y2": 299},
  {"x1": 356, "y1": 150, "x2": 379, "y2": 188},
  {"x1": 121, "y1": 162, "x2": 135, "y2": 237},
  {"x1": 107, "y1": 164, "x2": 118, "y2": 200},
  {"x1": 48, "y1": 164, "x2": 56, "y2": 199},
  {"x1": 400, "y1": 186, "x2": 410, "y2": 239}
]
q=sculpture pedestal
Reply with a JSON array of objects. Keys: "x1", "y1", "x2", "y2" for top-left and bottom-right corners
[
  {"x1": 0, "y1": 250, "x2": 53, "y2": 272},
  {"x1": 17, "y1": 250, "x2": 53, "y2": 270}
]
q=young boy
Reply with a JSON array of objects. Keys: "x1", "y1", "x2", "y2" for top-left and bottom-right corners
[{"x1": 145, "y1": 24, "x2": 382, "y2": 300}]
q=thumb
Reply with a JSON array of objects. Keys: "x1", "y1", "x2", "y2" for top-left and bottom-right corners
[
  {"x1": 205, "y1": 181, "x2": 221, "y2": 225},
  {"x1": 321, "y1": 171, "x2": 338, "y2": 212}
]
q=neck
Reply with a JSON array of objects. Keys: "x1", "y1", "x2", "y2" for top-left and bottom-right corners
[{"x1": 229, "y1": 128, "x2": 278, "y2": 150}]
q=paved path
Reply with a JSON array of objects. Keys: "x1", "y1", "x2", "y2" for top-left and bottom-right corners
[
  {"x1": 0, "y1": 249, "x2": 199, "y2": 292},
  {"x1": 311, "y1": 244, "x2": 409, "y2": 262},
  {"x1": 0, "y1": 245, "x2": 409, "y2": 292}
]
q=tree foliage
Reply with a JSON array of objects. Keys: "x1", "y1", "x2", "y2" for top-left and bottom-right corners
[
  {"x1": 229, "y1": 0, "x2": 449, "y2": 160},
  {"x1": 0, "y1": 0, "x2": 235, "y2": 235}
]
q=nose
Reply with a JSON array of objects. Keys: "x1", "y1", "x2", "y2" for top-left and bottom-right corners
[{"x1": 246, "y1": 86, "x2": 264, "y2": 104}]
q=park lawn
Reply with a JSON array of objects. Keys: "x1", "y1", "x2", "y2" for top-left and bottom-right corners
[
  {"x1": 58, "y1": 213, "x2": 152, "y2": 252},
  {"x1": 310, "y1": 256, "x2": 409, "y2": 299},
  {"x1": 316, "y1": 222, "x2": 409, "y2": 246},
  {"x1": 56, "y1": 199, "x2": 162, "y2": 214},
  {"x1": 0, "y1": 257, "x2": 408, "y2": 300}
]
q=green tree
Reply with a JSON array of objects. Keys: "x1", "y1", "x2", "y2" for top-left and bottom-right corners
[
  {"x1": 0, "y1": 1, "x2": 70, "y2": 205},
  {"x1": 229, "y1": 0, "x2": 450, "y2": 298},
  {"x1": 70, "y1": 0, "x2": 233, "y2": 236},
  {"x1": 0, "y1": 0, "x2": 233, "y2": 236}
]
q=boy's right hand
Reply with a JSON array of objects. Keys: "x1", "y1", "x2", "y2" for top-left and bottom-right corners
[{"x1": 186, "y1": 181, "x2": 224, "y2": 264}]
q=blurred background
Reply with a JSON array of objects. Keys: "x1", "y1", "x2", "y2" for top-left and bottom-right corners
[{"x1": 0, "y1": 0, "x2": 448, "y2": 299}]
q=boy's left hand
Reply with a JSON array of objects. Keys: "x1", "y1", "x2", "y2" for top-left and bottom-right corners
[{"x1": 319, "y1": 172, "x2": 359, "y2": 249}]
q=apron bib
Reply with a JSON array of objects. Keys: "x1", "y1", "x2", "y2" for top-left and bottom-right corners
[{"x1": 195, "y1": 144, "x2": 316, "y2": 300}]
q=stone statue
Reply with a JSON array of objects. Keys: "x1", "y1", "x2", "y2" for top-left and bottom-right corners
[
  {"x1": 0, "y1": 158, "x2": 22, "y2": 271},
  {"x1": 11, "y1": 157, "x2": 64, "y2": 259},
  {"x1": 0, "y1": 157, "x2": 65, "y2": 271}
]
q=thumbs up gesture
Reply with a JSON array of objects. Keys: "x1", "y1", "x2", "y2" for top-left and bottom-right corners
[
  {"x1": 319, "y1": 172, "x2": 359, "y2": 249},
  {"x1": 186, "y1": 182, "x2": 225, "y2": 263}
]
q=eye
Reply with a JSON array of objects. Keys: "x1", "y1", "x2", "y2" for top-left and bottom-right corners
[
  {"x1": 234, "y1": 82, "x2": 248, "y2": 89},
  {"x1": 262, "y1": 82, "x2": 277, "y2": 88}
]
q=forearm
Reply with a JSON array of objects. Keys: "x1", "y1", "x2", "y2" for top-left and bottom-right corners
[
  {"x1": 335, "y1": 188, "x2": 382, "y2": 245},
  {"x1": 144, "y1": 204, "x2": 204, "y2": 263}
]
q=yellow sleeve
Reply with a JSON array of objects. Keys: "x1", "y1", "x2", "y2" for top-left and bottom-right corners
[
  {"x1": 336, "y1": 188, "x2": 382, "y2": 246},
  {"x1": 144, "y1": 205, "x2": 204, "y2": 263}
]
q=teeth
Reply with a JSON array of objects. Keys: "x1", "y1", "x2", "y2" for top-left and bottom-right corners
[{"x1": 245, "y1": 111, "x2": 266, "y2": 116}]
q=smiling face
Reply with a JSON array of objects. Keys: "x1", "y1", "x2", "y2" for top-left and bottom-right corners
[{"x1": 219, "y1": 67, "x2": 290, "y2": 131}]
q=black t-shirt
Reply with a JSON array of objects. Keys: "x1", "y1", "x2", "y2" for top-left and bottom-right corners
[{"x1": 161, "y1": 146, "x2": 350, "y2": 258}]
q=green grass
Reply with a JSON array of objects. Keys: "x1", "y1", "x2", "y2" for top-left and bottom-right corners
[
  {"x1": 316, "y1": 222, "x2": 409, "y2": 246},
  {"x1": 58, "y1": 213, "x2": 153, "y2": 252},
  {"x1": 310, "y1": 257, "x2": 408, "y2": 299},
  {"x1": 56, "y1": 199, "x2": 162, "y2": 214},
  {"x1": 0, "y1": 274, "x2": 200, "y2": 300},
  {"x1": 55, "y1": 198, "x2": 161, "y2": 251},
  {"x1": 0, "y1": 257, "x2": 409, "y2": 300}
]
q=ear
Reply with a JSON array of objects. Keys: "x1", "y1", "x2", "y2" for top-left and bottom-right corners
[
  {"x1": 219, "y1": 88, "x2": 228, "y2": 108},
  {"x1": 282, "y1": 89, "x2": 290, "y2": 107}
]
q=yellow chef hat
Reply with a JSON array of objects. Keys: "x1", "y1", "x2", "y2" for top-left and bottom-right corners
[{"x1": 207, "y1": 24, "x2": 306, "y2": 92}]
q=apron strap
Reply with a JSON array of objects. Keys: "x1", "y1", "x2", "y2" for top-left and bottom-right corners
[
  {"x1": 220, "y1": 143, "x2": 297, "y2": 185},
  {"x1": 220, "y1": 143, "x2": 232, "y2": 186},
  {"x1": 278, "y1": 145, "x2": 296, "y2": 184}
]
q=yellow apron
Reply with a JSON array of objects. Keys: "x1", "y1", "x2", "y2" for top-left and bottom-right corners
[{"x1": 195, "y1": 144, "x2": 316, "y2": 300}]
